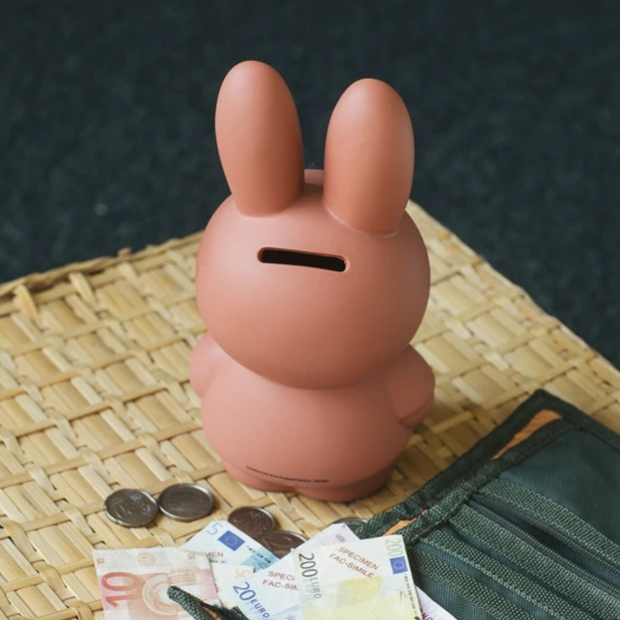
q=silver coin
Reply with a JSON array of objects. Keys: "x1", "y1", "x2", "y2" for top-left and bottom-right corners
[
  {"x1": 158, "y1": 483, "x2": 215, "y2": 522},
  {"x1": 104, "y1": 489, "x2": 159, "y2": 528},
  {"x1": 331, "y1": 517, "x2": 368, "y2": 533}
]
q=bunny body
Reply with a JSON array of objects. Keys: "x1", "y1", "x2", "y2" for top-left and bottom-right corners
[
  {"x1": 191, "y1": 61, "x2": 435, "y2": 501},
  {"x1": 192, "y1": 331, "x2": 433, "y2": 501}
]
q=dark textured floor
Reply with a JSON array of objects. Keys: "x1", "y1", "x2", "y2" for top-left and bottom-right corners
[{"x1": 1, "y1": 1, "x2": 619, "y2": 365}]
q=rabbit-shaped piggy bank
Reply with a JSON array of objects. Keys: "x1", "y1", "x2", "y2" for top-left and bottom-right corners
[{"x1": 190, "y1": 61, "x2": 434, "y2": 502}]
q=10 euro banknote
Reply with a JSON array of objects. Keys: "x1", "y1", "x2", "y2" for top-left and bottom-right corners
[{"x1": 93, "y1": 548, "x2": 219, "y2": 620}]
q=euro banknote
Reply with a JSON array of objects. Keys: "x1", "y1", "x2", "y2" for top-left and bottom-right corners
[
  {"x1": 181, "y1": 520, "x2": 278, "y2": 569},
  {"x1": 231, "y1": 524, "x2": 358, "y2": 620},
  {"x1": 417, "y1": 587, "x2": 457, "y2": 620},
  {"x1": 211, "y1": 563, "x2": 254, "y2": 609},
  {"x1": 93, "y1": 547, "x2": 219, "y2": 620},
  {"x1": 294, "y1": 535, "x2": 422, "y2": 620}
]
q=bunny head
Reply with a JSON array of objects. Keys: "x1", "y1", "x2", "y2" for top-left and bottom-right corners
[{"x1": 195, "y1": 61, "x2": 430, "y2": 388}]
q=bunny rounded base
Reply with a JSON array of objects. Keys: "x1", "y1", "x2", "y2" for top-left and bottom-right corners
[
  {"x1": 216, "y1": 381, "x2": 434, "y2": 502},
  {"x1": 296, "y1": 465, "x2": 395, "y2": 502},
  {"x1": 221, "y1": 461, "x2": 291, "y2": 492},
  {"x1": 221, "y1": 462, "x2": 394, "y2": 502},
  {"x1": 400, "y1": 392, "x2": 435, "y2": 428},
  {"x1": 197, "y1": 337, "x2": 435, "y2": 503}
]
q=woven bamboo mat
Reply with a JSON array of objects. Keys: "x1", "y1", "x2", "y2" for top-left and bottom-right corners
[{"x1": 0, "y1": 202, "x2": 619, "y2": 620}]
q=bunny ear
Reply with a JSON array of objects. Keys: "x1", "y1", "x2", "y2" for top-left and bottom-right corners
[
  {"x1": 215, "y1": 61, "x2": 304, "y2": 216},
  {"x1": 323, "y1": 79, "x2": 414, "y2": 234}
]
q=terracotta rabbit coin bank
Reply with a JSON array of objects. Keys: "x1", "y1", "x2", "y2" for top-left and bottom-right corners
[{"x1": 190, "y1": 60, "x2": 435, "y2": 502}]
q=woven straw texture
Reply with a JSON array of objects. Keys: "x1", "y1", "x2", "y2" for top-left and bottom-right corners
[{"x1": 0, "y1": 202, "x2": 619, "y2": 620}]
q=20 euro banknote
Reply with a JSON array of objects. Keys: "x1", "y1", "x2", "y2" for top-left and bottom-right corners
[{"x1": 211, "y1": 563, "x2": 254, "y2": 609}]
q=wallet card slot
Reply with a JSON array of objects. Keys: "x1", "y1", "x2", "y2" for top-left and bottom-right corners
[
  {"x1": 456, "y1": 503, "x2": 620, "y2": 619},
  {"x1": 420, "y1": 526, "x2": 597, "y2": 620},
  {"x1": 477, "y1": 478, "x2": 620, "y2": 582},
  {"x1": 410, "y1": 545, "x2": 544, "y2": 620}
]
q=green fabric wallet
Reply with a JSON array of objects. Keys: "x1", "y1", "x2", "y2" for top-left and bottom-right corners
[{"x1": 170, "y1": 390, "x2": 620, "y2": 619}]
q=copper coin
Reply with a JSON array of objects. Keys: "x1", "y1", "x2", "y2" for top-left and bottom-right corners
[
  {"x1": 158, "y1": 484, "x2": 215, "y2": 522},
  {"x1": 258, "y1": 530, "x2": 307, "y2": 558},
  {"x1": 104, "y1": 489, "x2": 159, "y2": 528},
  {"x1": 228, "y1": 507, "x2": 276, "y2": 539},
  {"x1": 331, "y1": 517, "x2": 368, "y2": 533}
]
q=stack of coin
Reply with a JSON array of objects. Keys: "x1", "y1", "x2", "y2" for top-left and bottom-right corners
[
  {"x1": 104, "y1": 483, "x2": 215, "y2": 528},
  {"x1": 331, "y1": 516, "x2": 368, "y2": 533},
  {"x1": 225, "y1": 506, "x2": 307, "y2": 558},
  {"x1": 104, "y1": 485, "x2": 369, "y2": 547},
  {"x1": 256, "y1": 530, "x2": 307, "y2": 558},
  {"x1": 227, "y1": 506, "x2": 275, "y2": 538}
]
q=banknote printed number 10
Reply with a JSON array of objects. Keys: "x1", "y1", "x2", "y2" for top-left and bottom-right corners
[{"x1": 100, "y1": 572, "x2": 142, "y2": 606}]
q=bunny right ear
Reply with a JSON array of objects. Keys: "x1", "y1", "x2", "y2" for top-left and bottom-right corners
[
  {"x1": 323, "y1": 79, "x2": 414, "y2": 234},
  {"x1": 215, "y1": 61, "x2": 304, "y2": 216}
]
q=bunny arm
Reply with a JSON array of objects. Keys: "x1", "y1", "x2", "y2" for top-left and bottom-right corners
[
  {"x1": 189, "y1": 332, "x2": 223, "y2": 397},
  {"x1": 383, "y1": 345, "x2": 435, "y2": 429}
]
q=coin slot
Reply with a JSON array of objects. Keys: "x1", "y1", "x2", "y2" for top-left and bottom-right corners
[{"x1": 259, "y1": 248, "x2": 347, "y2": 272}]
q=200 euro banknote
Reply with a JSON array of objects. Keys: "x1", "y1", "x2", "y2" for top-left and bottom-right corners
[{"x1": 294, "y1": 535, "x2": 422, "y2": 620}]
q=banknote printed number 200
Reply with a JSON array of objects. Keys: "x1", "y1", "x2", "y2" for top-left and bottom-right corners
[
  {"x1": 385, "y1": 537, "x2": 409, "y2": 575},
  {"x1": 298, "y1": 553, "x2": 318, "y2": 579},
  {"x1": 298, "y1": 553, "x2": 322, "y2": 601},
  {"x1": 386, "y1": 538, "x2": 405, "y2": 557}
]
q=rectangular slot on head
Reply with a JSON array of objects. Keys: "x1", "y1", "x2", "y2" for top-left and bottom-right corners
[{"x1": 259, "y1": 248, "x2": 347, "y2": 272}]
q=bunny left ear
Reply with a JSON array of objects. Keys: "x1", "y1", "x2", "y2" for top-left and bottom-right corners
[
  {"x1": 323, "y1": 79, "x2": 414, "y2": 234},
  {"x1": 215, "y1": 61, "x2": 305, "y2": 216}
]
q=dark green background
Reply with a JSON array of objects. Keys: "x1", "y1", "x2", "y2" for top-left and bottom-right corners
[{"x1": 1, "y1": 1, "x2": 618, "y2": 364}]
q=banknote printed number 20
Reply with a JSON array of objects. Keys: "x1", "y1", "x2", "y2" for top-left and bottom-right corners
[{"x1": 232, "y1": 582, "x2": 257, "y2": 601}]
